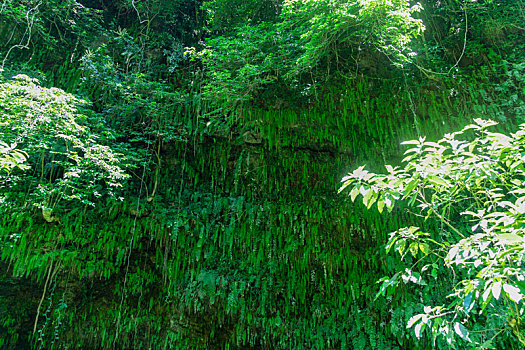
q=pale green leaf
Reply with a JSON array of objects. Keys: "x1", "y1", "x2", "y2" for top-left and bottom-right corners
[
  {"x1": 503, "y1": 284, "x2": 523, "y2": 303},
  {"x1": 492, "y1": 281, "x2": 502, "y2": 300},
  {"x1": 409, "y1": 242, "x2": 419, "y2": 257},
  {"x1": 350, "y1": 186, "x2": 360, "y2": 202},
  {"x1": 407, "y1": 314, "x2": 424, "y2": 329},
  {"x1": 401, "y1": 140, "x2": 421, "y2": 145},
  {"x1": 427, "y1": 176, "x2": 450, "y2": 188},
  {"x1": 496, "y1": 233, "x2": 525, "y2": 245},
  {"x1": 419, "y1": 243, "x2": 430, "y2": 255},
  {"x1": 454, "y1": 322, "x2": 471, "y2": 342},
  {"x1": 377, "y1": 198, "x2": 385, "y2": 213},
  {"x1": 404, "y1": 179, "x2": 420, "y2": 194},
  {"x1": 414, "y1": 323, "x2": 424, "y2": 339}
]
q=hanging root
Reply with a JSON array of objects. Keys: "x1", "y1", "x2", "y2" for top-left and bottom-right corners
[{"x1": 33, "y1": 261, "x2": 61, "y2": 336}]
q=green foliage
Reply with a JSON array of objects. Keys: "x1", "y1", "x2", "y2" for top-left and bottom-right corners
[
  {"x1": 281, "y1": 0, "x2": 424, "y2": 71},
  {"x1": 341, "y1": 118, "x2": 525, "y2": 347},
  {"x1": 1, "y1": 63, "x2": 499, "y2": 348},
  {"x1": 492, "y1": 61, "x2": 525, "y2": 122},
  {"x1": 0, "y1": 73, "x2": 136, "y2": 348},
  {"x1": 413, "y1": 0, "x2": 525, "y2": 78},
  {"x1": 199, "y1": 0, "x2": 425, "y2": 105},
  {"x1": 203, "y1": 0, "x2": 282, "y2": 33},
  {"x1": 78, "y1": 41, "x2": 199, "y2": 149},
  {"x1": 0, "y1": 73, "x2": 129, "y2": 209},
  {"x1": 199, "y1": 22, "x2": 297, "y2": 107},
  {"x1": 1, "y1": 0, "x2": 525, "y2": 348},
  {"x1": 0, "y1": 0, "x2": 103, "y2": 65},
  {"x1": 112, "y1": 0, "x2": 204, "y2": 43},
  {"x1": 0, "y1": 142, "x2": 28, "y2": 174}
]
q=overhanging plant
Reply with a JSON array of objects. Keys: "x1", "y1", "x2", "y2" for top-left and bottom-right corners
[{"x1": 340, "y1": 118, "x2": 525, "y2": 347}]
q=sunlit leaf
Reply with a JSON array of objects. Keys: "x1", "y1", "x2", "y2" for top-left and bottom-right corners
[
  {"x1": 503, "y1": 284, "x2": 523, "y2": 303},
  {"x1": 407, "y1": 314, "x2": 424, "y2": 328},
  {"x1": 414, "y1": 323, "x2": 424, "y2": 339},
  {"x1": 409, "y1": 242, "x2": 419, "y2": 257},
  {"x1": 350, "y1": 186, "x2": 360, "y2": 202},
  {"x1": 427, "y1": 176, "x2": 451, "y2": 188},
  {"x1": 492, "y1": 281, "x2": 502, "y2": 300},
  {"x1": 454, "y1": 322, "x2": 471, "y2": 342},
  {"x1": 377, "y1": 198, "x2": 385, "y2": 213},
  {"x1": 419, "y1": 243, "x2": 430, "y2": 255},
  {"x1": 496, "y1": 233, "x2": 525, "y2": 245}
]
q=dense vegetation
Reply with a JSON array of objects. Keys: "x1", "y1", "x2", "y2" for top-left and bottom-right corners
[{"x1": 0, "y1": 0, "x2": 524, "y2": 348}]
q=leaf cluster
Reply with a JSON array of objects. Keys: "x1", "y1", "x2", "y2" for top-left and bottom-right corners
[
  {"x1": 341, "y1": 118, "x2": 525, "y2": 347},
  {"x1": 0, "y1": 74, "x2": 130, "y2": 212},
  {"x1": 198, "y1": 0, "x2": 425, "y2": 106}
]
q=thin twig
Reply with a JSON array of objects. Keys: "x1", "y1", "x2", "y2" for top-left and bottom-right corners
[
  {"x1": 418, "y1": 189, "x2": 465, "y2": 238},
  {"x1": 33, "y1": 260, "x2": 54, "y2": 335},
  {"x1": 448, "y1": 5, "x2": 468, "y2": 75}
]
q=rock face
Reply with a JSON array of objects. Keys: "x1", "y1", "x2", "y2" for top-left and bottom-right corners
[
  {"x1": 0, "y1": 66, "x2": 470, "y2": 348},
  {"x1": 0, "y1": 262, "x2": 39, "y2": 349}
]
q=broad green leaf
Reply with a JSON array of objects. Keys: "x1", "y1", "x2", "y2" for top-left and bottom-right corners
[
  {"x1": 353, "y1": 165, "x2": 372, "y2": 181},
  {"x1": 350, "y1": 186, "x2": 360, "y2": 202},
  {"x1": 409, "y1": 242, "x2": 419, "y2": 257},
  {"x1": 453, "y1": 322, "x2": 470, "y2": 342},
  {"x1": 503, "y1": 284, "x2": 523, "y2": 303},
  {"x1": 463, "y1": 293, "x2": 475, "y2": 314},
  {"x1": 447, "y1": 245, "x2": 460, "y2": 261},
  {"x1": 404, "y1": 179, "x2": 420, "y2": 195},
  {"x1": 482, "y1": 286, "x2": 491, "y2": 302},
  {"x1": 386, "y1": 236, "x2": 398, "y2": 254},
  {"x1": 414, "y1": 323, "x2": 425, "y2": 339},
  {"x1": 407, "y1": 314, "x2": 424, "y2": 328},
  {"x1": 423, "y1": 141, "x2": 442, "y2": 148},
  {"x1": 496, "y1": 233, "x2": 525, "y2": 244},
  {"x1": 396, "y1": 240, "x2": 407, "y2": 258},
  {"x1": 363, "y1": 189, "x2": 377, "y2": 209},
  {"x1": 401, "y1": 140, "x2": 421, "y2": 145},
  {"x1": 473, "y1": 118, "x2": 498, "y2": 128},
  {"x1": 383, "y1": 195, "x2": 394, "y2": 212},
  {"x1": 377, "y1": 198, "x2": 385, "y2": 213},
  {"x1": 341, "y1": 175, "x2": 352, "y2": 182},
  {"x1": 419, "y1": 243, "x2": 430, "y2": 255},
  {"x1": 492, "y1": 281, "x2": 502, "y2": 300},
  {"x1": 427, "y1": 176, "x2": 450, "y2": 188}
]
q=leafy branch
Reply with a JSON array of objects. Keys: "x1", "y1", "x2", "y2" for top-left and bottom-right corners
[{"x1": 340, "y1": 118, "x2": 525, "y2": 347}]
